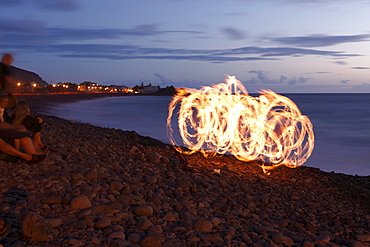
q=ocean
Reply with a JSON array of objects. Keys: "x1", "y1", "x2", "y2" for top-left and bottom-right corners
[{"x1": 48, "y1": 94, "x2": 370, "y2": 176}]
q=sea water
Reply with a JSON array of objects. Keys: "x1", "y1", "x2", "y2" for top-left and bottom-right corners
[{"x1": 47, "y1": 94, "x2": 370, "y2": 176}]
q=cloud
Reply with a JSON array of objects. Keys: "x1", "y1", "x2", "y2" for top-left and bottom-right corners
[
  {"x1": 303, "y1": 71, "x2": 330, "y2": 74},
  {"x1": 220, "y1": 27, "x2": 245, "y2": 40},
  {"x1": 270, "y1": 34, "x2": 370, "y2": 47},
  {"x1": 33, "y1": 0, "x2": 80, "y2": 11},
  {"x1": 153, "y1": 74, "x2": 174, "y2": 85},
  {"x1": 245, "y1": 70, "x2": 309, "y2": 85},
  {"x1": 0, "y1": 0, "x2": 79, "y2": 10},
  {"x1": 0, "y1": 17, "x2": 44, "y2": 34},
  {"x1": 0, "y1": 22, "x2": 362, "y2": 63},
  {"x1": 0, "y1": 21, "x2": 202, "y2": 43},
  {"x1": 352, "y1": 83, "x2": 370, "y2": 92},
  {"x1": 340, "y1": 80, "x2": 349, "y2": 84},
  {"x1": 0, "y1": 0, "x2": 23, "y2": 7},
  {"x1": 351, "y1": 66, "x2": 370, "y2": 69},
  {"x1": 216, "y1": 46, "x2": 358, "y2": 57},
  {"x1": 334, "y1": 60, "x2": 347, "y2": 65}
]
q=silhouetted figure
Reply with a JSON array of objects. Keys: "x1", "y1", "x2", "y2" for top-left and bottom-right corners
[{"x1": 0, "y1": 53, "x2": 14, "y2": 93}]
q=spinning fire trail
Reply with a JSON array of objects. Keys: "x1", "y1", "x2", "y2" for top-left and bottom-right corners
[{"x1": 167, "y1": 76, "x2": 315, "y2": 172}]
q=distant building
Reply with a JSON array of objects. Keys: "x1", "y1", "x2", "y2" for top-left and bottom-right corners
[
  {"x1": 79, "y1": 81, "x2": 100, "y2": 92},
  {"x1": 142, "y1": 84, "x2": 160, "y2": 94}
]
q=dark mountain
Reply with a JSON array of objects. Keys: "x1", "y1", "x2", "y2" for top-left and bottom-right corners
[{"x1": 9, "y1": 66, "x2": 48, "y2": 87}]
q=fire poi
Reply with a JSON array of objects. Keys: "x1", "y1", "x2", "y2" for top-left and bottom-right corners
[{"x1": 167, "y1": 75, "x2": 315, "y2": 172}]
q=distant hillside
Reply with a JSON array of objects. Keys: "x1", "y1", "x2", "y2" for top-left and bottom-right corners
[{"x1": 9, "y1": 66, "x2": 48, "y2": 87}]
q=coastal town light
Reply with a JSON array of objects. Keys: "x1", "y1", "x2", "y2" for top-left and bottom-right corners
[
  {"x1": 17, "y1": 82, "x2": 21, "y2": 87},
  {"x1": 32, "y1": 83, "x2": 37, "y2": 87},
  {"x1": 167, "y1": 75, "x2": 315, "y2": 173}
]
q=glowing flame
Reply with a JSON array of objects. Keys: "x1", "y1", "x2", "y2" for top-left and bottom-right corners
[
  {"x1": 167, "y1": 75, "x2": 314, "y2": 172},
  {"x1": 175, "y1": 88, "x2": 189, "y2": 96}
]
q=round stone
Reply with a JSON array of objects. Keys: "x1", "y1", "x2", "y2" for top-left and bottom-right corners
[
  {"x1": 133, "y1": 205, "x2": 153, "y2": 216},
  {"x1": 70, "y1": 195, "x2": 91, "y2": 210},
  {"x1": 194, "y1": 219, "x2": 213, "y2": 233}
]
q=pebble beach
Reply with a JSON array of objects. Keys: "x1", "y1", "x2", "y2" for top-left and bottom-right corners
[{"x1": 0, "y1": 93, "x2": 369, "y2": 247}]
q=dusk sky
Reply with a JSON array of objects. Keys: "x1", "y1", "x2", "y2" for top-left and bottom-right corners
[{"x1": 1, "y1": 0, "x2": 370, "y2": 93}]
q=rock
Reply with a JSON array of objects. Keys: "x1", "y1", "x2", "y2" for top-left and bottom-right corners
[
  {"x1": 72, "y1": 173, "x2": 84, "y2": 181},
  {"x1": 69, "y1": 220, "x2": 87, "y2": 230},
  {"x1": 110, "y1": 181, "x2": 124, "y2": 191},
  {"x1": 40, "y1": 196, "x2": 61, "y2": 205},
  {"x1": 178, "y1": 179, "x2": 192, "y2": 189},
  {"x1": 127, "y1": 233, "x2": 141, "y2": 244},
  {"x1": 48, "y1": 218, "x2": 62, "y2": 228},
  {"x1": 115, "y1": 194, "x2": 137, "y2": 205},
  {"x1": 91, "y1": 237, "x2": 101, "y2": 244},
  {"x1": 194, "y1": 219, "x2": 213, "y2": 233},
  {"x1": 133, "y1": 205, "x2": 153, "y2": 216},
  {"x1": 210, "y1": 217, "x2": 221, "y2": 227},
  {"x1": 129, "y1": 146, "x2": 139, "y2": 152},
  {"x1": 172, "y1": 226, "x2": 186, "y2": 232},
  {"x1": 256, "y1": 226, "x2": 278, "y2": 234},
  {"x1": 146, "y1": 175, "x2": 158, "y2": 184},
  {"x1": 163, "y1": 212, "x2": 177, "y2": 222},
  {"x1": 357, "y1": 235, "x2": 370, "y2": 242},
  {"x1": 85, "y1": 168, "x2": 98, "y2": 180},
  {"x1": 272, "y1": 235, "x2": 294, "y2": 246},
  {"x1": 60, "y1": 176, "x2": 69, "y2": 183},
  {"x1": 353, "y1": 242, "x2": 370, "y2": 247},
  {"x1": 247, "y1": 202, "x2": 256, "y2": 211},
  {"x1": 137, "y1": 217, "x2": 153, "y2": 230},
  {"x1": 147, "y1": 153, "x2": 161, "y2": 164},
  {"x1": 68, "y1": 239, "x2": 84, "y2": 246},
  {"x1": 77, "y1": 209, "x2": 92, "y2": 218},
  {"x1": 148, "y1": 225, "x2": 163, "y2": 233},
  {"x1": 181, "y1": 211, "x2": 194, "y2": 222},
  {"x1": 160, "y1": 156, "x2": 170, "y2": 164},
  {"x1": 84, "y1": 217, "x2": 94, "y2": 228},
  {"x1": 201, "y1": 234, "x2": 223, "y2": 244},
  {"x1": 93, "y1": 202, "x2": 122, "y2": 213},
  {"x1": 140, "y1": 233, "x2": 164, "y2": 247},
  {"x1": 19, "y1": 211, "x2": 53, "y2": 242},
  {"x1": 241, "y1": 234, "x2": 252, "y2": 243},
  {"x1": 70, "y1": 195, "x2": 92, "y2": 210},
  {"x1": 96, "y1": 217, "x2": 111, "y2": 229},
  {"x1": 302, "y1": 241, "x2": 314, "y2": 247},
  {"x1": 314, "y1": 235, "x2": 331, "y2": 244},
  {"x1": 108, "y1": 231, "x2": 125, "y2": 240},
  {"x1": 304, "y1": 222, "x2": 317, "y2": 233}
]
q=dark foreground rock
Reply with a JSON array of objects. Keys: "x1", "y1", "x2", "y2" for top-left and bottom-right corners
[{"x1": 0, "y1": 114, "x2": 369, "y2": 246}]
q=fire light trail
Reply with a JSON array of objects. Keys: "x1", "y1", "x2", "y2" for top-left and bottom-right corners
[{"x1": 167, "y1": 75, "x2": 315, "y2": 172}]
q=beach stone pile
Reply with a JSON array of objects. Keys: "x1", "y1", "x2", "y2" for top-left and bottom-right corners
[{"x1": 0, "y1": 115, "x2": 369, "y2": 246}]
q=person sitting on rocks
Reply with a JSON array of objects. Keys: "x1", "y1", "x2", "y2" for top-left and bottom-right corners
[
  {"x1": 0, "y1": 94, "x2": 46, "y2": 164},
  {"x1": 0, "y1": 138, "x2": 45, "y2": 164},
  {"x1": 12, "y1": 100, "x2": 65, "y2": 159},
  {"x1": 13, "y1": 100, "x2": 46, "y2": 151}
]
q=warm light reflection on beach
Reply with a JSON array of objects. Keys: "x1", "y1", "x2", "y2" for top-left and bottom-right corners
[{"x1": 167, "y1": 75, "x2": 315, "y2": 172}]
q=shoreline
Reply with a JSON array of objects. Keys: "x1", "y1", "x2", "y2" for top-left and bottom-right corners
[
  {"x1": 18, "y1": 92, "x2": 132, "y2": 114},
  {"x1": 17, "y1": 93, "x2": 370, "y2": 179},
  {"x1": 0, "y1": 93, "x2": 369, "y2": 245}
]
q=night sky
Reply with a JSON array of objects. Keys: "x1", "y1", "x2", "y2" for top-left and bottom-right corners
[{"x1": 1, "y1": 0, "x2": 370, "y2": 93}]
